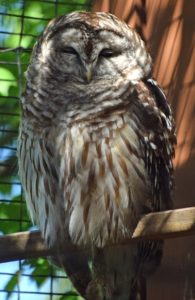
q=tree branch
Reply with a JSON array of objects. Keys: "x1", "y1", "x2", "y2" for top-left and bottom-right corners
[{"x1": 0, "y1": 207, "x2": 195, "y2": 263}]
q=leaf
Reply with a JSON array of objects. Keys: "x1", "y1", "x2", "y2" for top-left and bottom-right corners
[
  {"x1": 4, "y1": 271, "x2": 19, "y2": 299},
  {"x1": 22, "y1": 258, "x2": 54, "y2": 287},
  {"x1": 0, "y1": 68, "x2": 17, "y2": 96},
  {"x1": 60, "y1": 295, "x2": 80, "y2": 300}
]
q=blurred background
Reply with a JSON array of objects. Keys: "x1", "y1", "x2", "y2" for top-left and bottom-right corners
[{"x1": 0, "y1": 0, "x2": 194, "y2": 299}]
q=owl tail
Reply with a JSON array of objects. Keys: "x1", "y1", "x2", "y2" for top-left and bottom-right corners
[
  {"x1": 50, "y1": 251, "x2": 92, "y2": 298},
  {"x1": 129, "y1": 276, "x2": 147, "y2": 300}
]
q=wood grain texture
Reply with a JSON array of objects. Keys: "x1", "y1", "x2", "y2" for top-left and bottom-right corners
[{"x1": 0, "y1": 207, "x2": 194, "y2": 263}]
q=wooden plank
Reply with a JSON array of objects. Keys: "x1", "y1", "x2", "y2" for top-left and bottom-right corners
[
  {"x1": 132, "y1": 207, "x2": 195, "y2": 240},
  {"x1": 0, "y1": 207, "x2": 194, "y2": 263}
]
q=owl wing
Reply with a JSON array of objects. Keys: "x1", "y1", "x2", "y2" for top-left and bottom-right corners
[
  {"x1": 132, "y1": 78, "x2": 176, "y2": 211},
  {"x1": 127, "y1": 78, "x2": 176, "y2": 291},
  {"x1": 144, "y1": 78, "x2": 176, "y2": 207}
]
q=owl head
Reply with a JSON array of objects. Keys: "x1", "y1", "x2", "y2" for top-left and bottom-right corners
[
  {"x1": 23, "y1": 12, "x2": 153, "y2": 124},
  {"x1": 28, "y1": 12, "x2": 151, "y2": 85}
]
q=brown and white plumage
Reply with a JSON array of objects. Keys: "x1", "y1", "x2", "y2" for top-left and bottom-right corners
[{"x1": 18, "y1": 12, "x2": 176, "y2": 299}]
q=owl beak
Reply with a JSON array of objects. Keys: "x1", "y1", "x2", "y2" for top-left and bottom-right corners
[{"x1": 84, "y1": 64, "x2": 93, "y2": 83}]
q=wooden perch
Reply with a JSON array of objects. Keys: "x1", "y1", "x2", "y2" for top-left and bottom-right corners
[{"x1": 0, "y1": 207, "x2": 195, "y2": 263}]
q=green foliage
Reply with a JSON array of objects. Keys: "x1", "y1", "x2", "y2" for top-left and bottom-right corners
[
  {"x1": 4, "y1": 270, "x2": 19, "y2": 299},
  {"x1": 0, "y1": 0, "x2": 91, "y2": 299}
]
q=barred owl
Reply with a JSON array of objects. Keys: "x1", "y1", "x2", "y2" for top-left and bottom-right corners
[{"x1": 18, "y1": 12, "x2": 176, "y2": 300}]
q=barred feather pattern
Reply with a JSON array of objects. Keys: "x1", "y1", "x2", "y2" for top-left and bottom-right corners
[{"x1": 18, "y1": 12, "x2": 176, "y2": 300}]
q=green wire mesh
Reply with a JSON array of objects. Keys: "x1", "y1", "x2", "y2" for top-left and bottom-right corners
[{"x1": 0, "y1": 1, "x2": 91, "y2": 299}]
